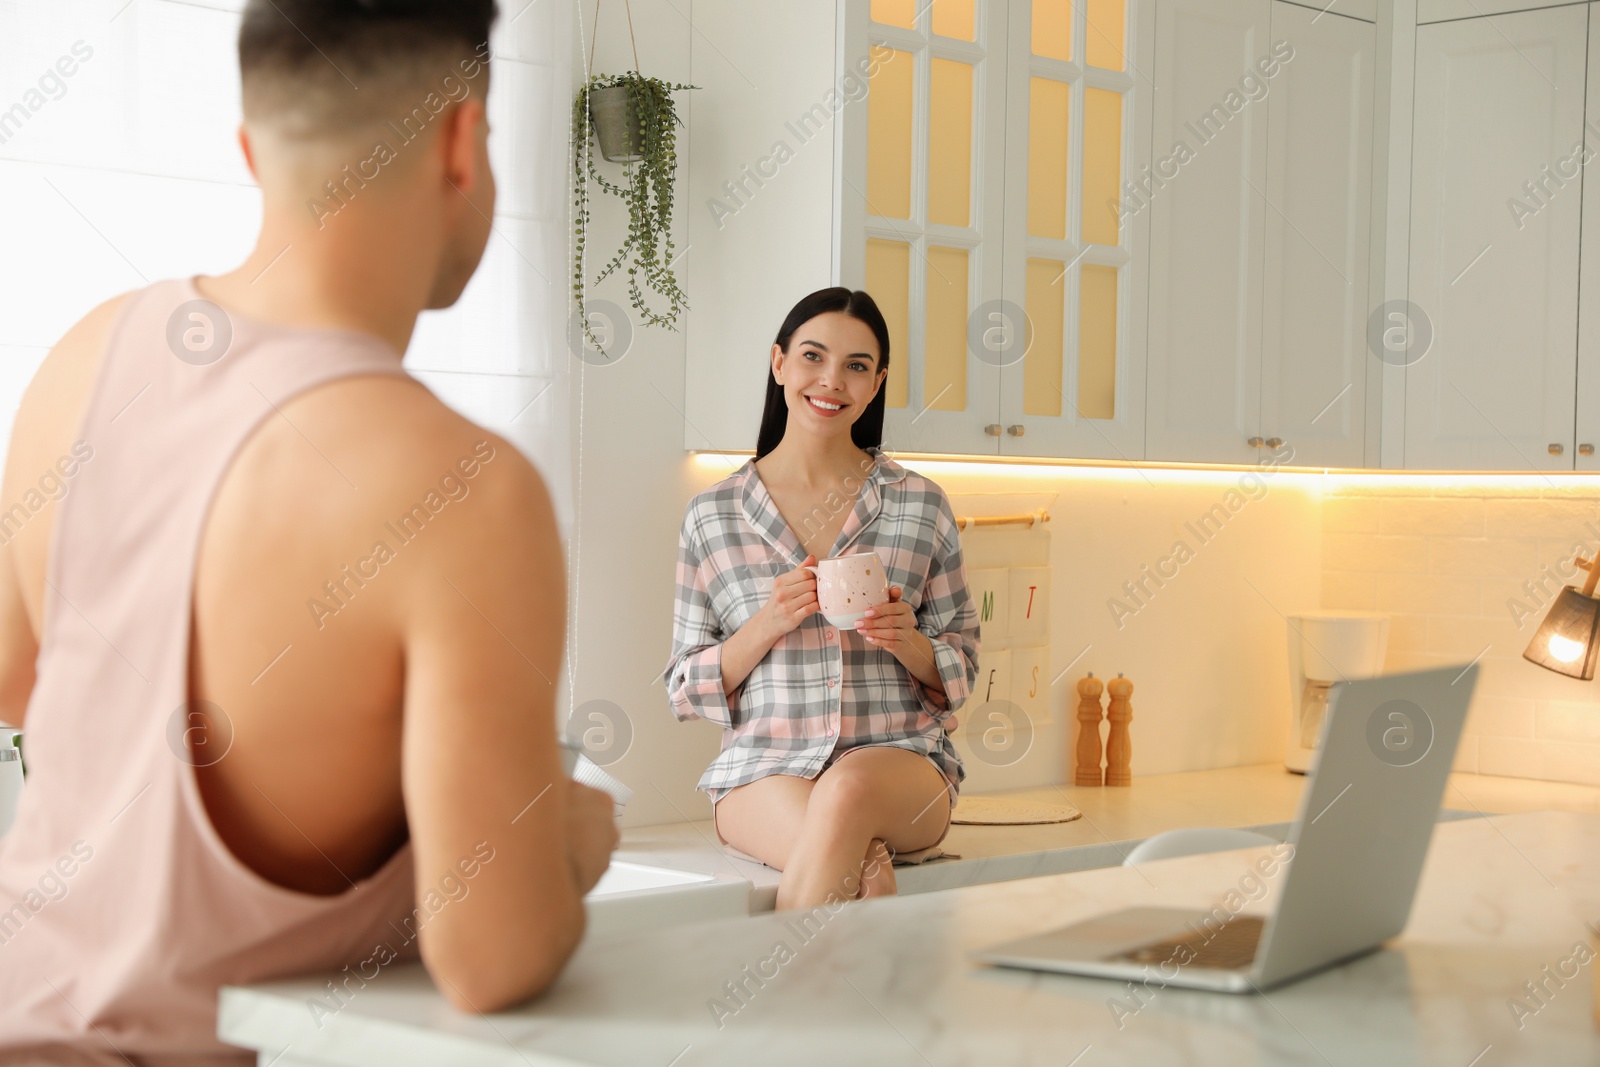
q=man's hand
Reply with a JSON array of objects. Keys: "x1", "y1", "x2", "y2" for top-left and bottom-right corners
[{"x1": 565, "y1": 781, "x2": 619, "y2": 895}]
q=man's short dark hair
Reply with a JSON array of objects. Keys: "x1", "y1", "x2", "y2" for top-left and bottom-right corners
[{"x1": 240, "y1": 0, "x2": 498, "y2": 134}]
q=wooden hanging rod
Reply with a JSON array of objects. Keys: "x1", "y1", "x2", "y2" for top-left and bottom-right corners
[{"x1": 955, "y1": 509, "x2": 1051, "y2": 531}]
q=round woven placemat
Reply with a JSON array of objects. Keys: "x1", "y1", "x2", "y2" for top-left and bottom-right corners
[{"x1": 951, "y1": 795, "x2": 1083, "y2": 826}]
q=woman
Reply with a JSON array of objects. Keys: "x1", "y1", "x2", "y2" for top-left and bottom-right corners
[{"x1": 663, "y1": 287, "x2": 980, "y2": 911}]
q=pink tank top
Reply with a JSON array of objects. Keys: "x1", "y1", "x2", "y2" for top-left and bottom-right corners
[{"x1": 0, "y1": 279, "x2": 417, "y2": 1062}]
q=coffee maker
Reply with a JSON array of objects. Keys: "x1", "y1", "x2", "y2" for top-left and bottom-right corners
[{"x1": 1285, "y1": 612, "x2": 1389, "y2": 774}]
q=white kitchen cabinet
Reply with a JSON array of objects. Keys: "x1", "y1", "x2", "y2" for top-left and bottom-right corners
[
  {"x1": 1405, "y1": 4, "x2": 1588, "y2": 471},
  {"x1": 837, "y1": 0, "x2": 1010, "y2": 457},
  {"x1": 1418, "y1": 0, "x2": 1587, "y2": 22},
  {"x1": 838, "y1": 0, "x2": 1155, "y2": 459},
  {"x1": 1259, "y1": 1, "x2": 1375, "y2": 469},
  {"x1": 685, "y1": 0, "x2": 1150, "y2": 460},
  {"x1": 684, "y1": 0, "x2": 1013, "y2": 456},
  {"x1": 1144, "y1": 0, "x2": 1376, "y2": 467},
  {"x1": 1143, "y1": 0, "x2": 1270, "y2": 465},
  {"x1": 1575, "y1": 8, "x2": 1600, "y2": 471},
  {"x1": 992, "y1": 1, "x2": 1153, "y2": 460}
]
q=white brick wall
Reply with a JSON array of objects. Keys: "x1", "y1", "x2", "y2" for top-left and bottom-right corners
[{"x1": 1323, "y1": 482, "x2": 1600, "y2": 786}]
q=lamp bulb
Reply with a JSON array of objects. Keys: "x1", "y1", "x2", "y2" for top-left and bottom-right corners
[{"x1": 1548, "y1": 633, "x2": 1587, "y2": 664}]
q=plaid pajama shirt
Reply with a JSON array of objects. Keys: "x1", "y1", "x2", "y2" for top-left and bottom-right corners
[{"x1": 662, "y1": 448, "x2": 980, "y2": 803}]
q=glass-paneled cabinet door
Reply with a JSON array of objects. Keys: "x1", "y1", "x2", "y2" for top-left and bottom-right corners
[
  {"x1": 838, "y1": 0, "x2": 1009, "y2": 456},
  {"x1": 997, "y1": 0, "x2": 1151, "y2": 459}
]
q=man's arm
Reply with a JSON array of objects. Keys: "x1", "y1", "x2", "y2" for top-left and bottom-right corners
[
  {"x1": 0, "y1": 546, "x2": 35, "y2": 727},
  {"x1": 398, "y1": 437, "x2": 613, "y2": 1011},
  {"x1": 0, "y1": 294, "x2": 127, "y2": 726}
]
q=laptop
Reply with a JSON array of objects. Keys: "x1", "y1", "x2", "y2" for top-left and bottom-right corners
[{"x1": 972, "y1": 664, "x2": 1478, "y2": 993}]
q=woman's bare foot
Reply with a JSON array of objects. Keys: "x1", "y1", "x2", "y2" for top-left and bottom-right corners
[{"x1": 856, "y1": 838, "x2": 896, "y2": 899}]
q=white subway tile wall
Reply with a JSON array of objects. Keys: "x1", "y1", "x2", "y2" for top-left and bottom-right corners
[{"x1": 1323, "y1": 483, "x2": 1600, "y2": 787}]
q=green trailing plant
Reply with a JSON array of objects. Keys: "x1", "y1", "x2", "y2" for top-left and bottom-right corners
[{"x1": 572, "y1": 72, "x2": 696, "y2": 349}]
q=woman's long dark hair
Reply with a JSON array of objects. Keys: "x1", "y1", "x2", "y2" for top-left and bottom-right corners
[{"x1": 755, "y1": 287, "x2": 891, "y2": 460}]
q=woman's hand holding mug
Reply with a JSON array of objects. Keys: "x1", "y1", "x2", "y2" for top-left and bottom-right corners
[
  {"x1": 757, "y1": 553, "x2": 820, "y2": 641},
  {"x1": 853, "y1": 582, "x2": 945, "y2": 696},
  {"x1": 853, "y1": 586, "x2": 919, "y2": 653}
]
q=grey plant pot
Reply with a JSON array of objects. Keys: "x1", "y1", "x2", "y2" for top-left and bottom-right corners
[{"x1": 588, "y1": 85, "x2": 645, "y2": 163}]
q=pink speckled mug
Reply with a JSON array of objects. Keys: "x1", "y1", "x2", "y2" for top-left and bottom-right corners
[{"x1": 804, "y1": 552, "x2": 890, "y2": 628}]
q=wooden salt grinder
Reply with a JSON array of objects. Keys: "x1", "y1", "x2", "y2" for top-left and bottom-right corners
[
  {"x1": 1074, "y1": 673, "x2": 1106, "y2": 786},
  {"x1": 1105, "y1": 674, "x2": 1134, "y2": 787}
]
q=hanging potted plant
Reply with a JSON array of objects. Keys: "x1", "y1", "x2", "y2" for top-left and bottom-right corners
[{"x1": 572, "y1": 67, "x2": 696, "y2": 350}]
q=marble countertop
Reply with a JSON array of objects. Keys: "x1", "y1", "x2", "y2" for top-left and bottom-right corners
[
  {"x1": 221, "y1": 810, "x2": 1600, "y2": 1066},
  {"x1": 612, "y1": 764, "x2": 1600, "y2": 911}
]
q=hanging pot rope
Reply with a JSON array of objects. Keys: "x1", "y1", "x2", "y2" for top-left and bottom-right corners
[
  {"x1": 588, "y1": 0, "x2": 642, "y2": 74},
  {"x1": 572, "y1": 0, "x2": 695, "y2": 350}
]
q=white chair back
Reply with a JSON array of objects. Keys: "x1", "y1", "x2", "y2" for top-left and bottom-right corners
[{"x1": 1123, "y1": 827, "x2": 1276, "y2": 866}]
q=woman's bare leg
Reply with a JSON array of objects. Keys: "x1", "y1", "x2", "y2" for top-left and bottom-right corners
[
  {"x1": 712, "y1": 773, "x2": 816, "y2": 870},
  {"x1": 776, "y1": 747, "x2": 951, "y2": 911},
  {"x1": 716, "y1": 776, "x2": 893, "y2": 897},
  {"x1": 857, "y1": 838, "x2": 896, "y2": 899}
]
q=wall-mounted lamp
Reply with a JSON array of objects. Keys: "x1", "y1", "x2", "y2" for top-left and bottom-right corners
[{"x1": 1523, "y1": 555, "x2": 1600, "y2": 679}]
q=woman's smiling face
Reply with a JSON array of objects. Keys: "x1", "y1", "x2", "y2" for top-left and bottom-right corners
[{"x1": 771, "y1": 311, "x2": 886, "y2": 437}]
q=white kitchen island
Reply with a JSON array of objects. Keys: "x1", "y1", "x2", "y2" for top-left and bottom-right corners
[{"x1": 220, "y1": 810, "x2": 1600, "y2": 1066}]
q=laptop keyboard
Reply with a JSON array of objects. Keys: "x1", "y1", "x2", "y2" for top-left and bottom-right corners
[{"x1": 1111, "y1": 915, "x2": 1266, "y2": 971}]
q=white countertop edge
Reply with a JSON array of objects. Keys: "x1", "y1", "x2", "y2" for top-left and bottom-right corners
[
  {"x1": 630, "y1": 809, "x2": 1487, "y2": 914},
  {"x1": 218, "y1": 985, "x2": 583, "y2": 1067}
]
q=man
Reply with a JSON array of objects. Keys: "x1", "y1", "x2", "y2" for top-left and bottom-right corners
[{"x1": 0, "y1": 2, "x2": 615, "y2": 1061}]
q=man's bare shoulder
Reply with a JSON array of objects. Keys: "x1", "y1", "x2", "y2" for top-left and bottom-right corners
[
  {"x1": 34, "y1": 291, "x2": 132, "y2": 379},
  {"x1": 216, "y1": 372, "x2": 556, "y2": 602},
  {"x1": 10, "y1": 293, "x2": 132, "y2": 467},
  {"x1": 280, "y1": 373, "x2": 548, "y2": 515}
]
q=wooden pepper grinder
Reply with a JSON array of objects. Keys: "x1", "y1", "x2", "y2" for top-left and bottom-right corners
[
  {"x1": 1074, "y1": 673, "x2": 1106, "y2": 786},
  {"x1": 1105, "y1": 674, "x2": 1134, "y2": 787}
]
